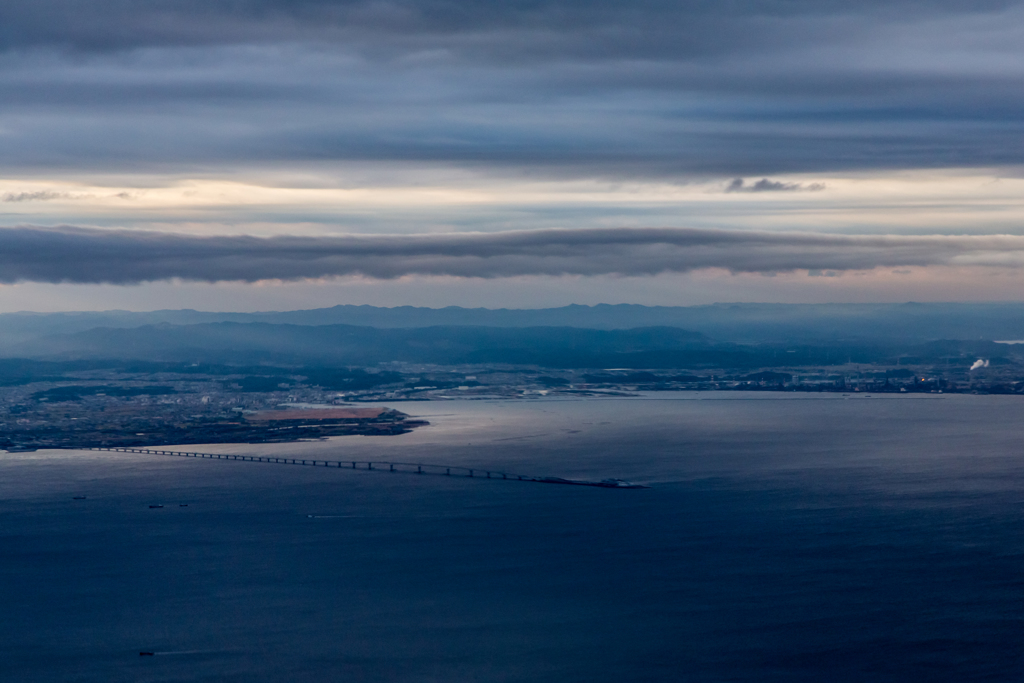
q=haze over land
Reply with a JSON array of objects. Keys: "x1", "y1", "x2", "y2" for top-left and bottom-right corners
[
  {"x1": 2, "y1": 302, "x2": 1022, "y2": 377},
  {"x1": 5, "y1": 302, "x2": 1024, "y2": 346}
]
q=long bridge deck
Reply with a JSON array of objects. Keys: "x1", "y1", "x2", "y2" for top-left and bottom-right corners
[{"x1": 86, "y1": 447, "x2": 648, "y2": 489}]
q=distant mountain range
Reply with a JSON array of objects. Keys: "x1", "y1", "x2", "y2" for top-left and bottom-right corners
[
  {"x1": 3, "y1": 302, "x2": 1024, "y2": 349},
  {"x1": 0, "y1": 303, "x2": 1020, "y2": 369},
  {"x1": 6, "y1": 323, "x2": 720, "y2": 366}
]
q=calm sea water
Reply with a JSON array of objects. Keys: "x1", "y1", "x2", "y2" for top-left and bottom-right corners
[{"x1": 3, "y1": 393, "x2": 1024, "y2": 682}]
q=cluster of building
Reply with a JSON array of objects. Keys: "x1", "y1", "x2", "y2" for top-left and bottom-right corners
[
  {"x1": 2, "y1": 360, "x2": 1020, "y2": 450},
  {"x1": 0, "y1": 376, "x2": 426, "y2": 451}
]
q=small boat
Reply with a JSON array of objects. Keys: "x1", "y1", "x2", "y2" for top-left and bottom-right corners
[
  {"x1": 149, "y1": 505, "x2": 163, "y2": 509},
  {"x1": 139, "y1": 652, "x2": 155, "y2": 656},
  {"x1": 72, "y1": 496, "x2": 87, "y2": 500}
]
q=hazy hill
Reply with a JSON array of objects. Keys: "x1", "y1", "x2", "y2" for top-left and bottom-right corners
[
  {"x1": 4, "y1": 321, "x2": 1016, "y2": 370},
  {"x1": 3, "y1": 303, "x2": 1024, "y2": 351},
  {"x1": 9, "y1": 323, "x2": 719, "y2": 367}
]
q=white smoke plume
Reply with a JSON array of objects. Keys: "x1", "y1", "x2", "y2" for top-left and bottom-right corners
[{"x1": 970, "y1": 359, "x2": 989, "y2": 371}]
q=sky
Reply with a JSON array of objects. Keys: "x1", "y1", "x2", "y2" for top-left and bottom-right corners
[{"x1": 3, "y1": 1, "x2": 1024, "y2": 311}]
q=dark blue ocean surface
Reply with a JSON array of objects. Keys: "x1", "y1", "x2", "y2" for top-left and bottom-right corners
[{"x1": 3, "y1": 394, "x2": 1024, "y2": 681}]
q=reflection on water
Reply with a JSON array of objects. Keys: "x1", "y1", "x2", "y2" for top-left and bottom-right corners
[{"x1": 3, "y1": 393, "x2": 1024, "y2": 682}]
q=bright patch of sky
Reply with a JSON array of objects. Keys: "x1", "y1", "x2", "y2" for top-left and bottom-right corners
[{"x1": 3, "y1": 1, "x2": 1024, "y2": 309}]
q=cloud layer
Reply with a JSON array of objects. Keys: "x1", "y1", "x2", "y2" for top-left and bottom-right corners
[
  {"x1": 0, "y1": 1, "x2": 1022, "y2": 177},
  {"x1": 3, "y1": 2, "x2": 1024, "y2": 309},
  {"x1": 3, "y1": 225, "x2": 1023, "y2": 285},
  {"x1": 1, "y1": 1, "x2": 1016, "y2": 61}
]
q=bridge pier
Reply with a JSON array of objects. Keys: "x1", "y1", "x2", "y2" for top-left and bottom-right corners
[{"x1": 86, "y1": 447, "x2": 631, "y2": 489}]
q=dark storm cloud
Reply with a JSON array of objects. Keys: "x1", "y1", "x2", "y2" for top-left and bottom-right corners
[
  {"x1": 0, "y1": 225, "x2": 1019, "y2": 284},
  {"x1": 0, "y1": 1, "x2": 1022, "y2": 176},
  {"x1": 0, "y1": 1, "x2": 1011, "y2": 56},
  {"x1": 2, "y1": 191, "x2": 73, "y2": 202},
  {"x1": 724, "y1": 179, "x2": 825, "y2": 193}
]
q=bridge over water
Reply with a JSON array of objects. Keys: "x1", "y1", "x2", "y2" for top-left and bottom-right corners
[{"x1": 87, "y1": 447, "x2": 647, "y2": 489}]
